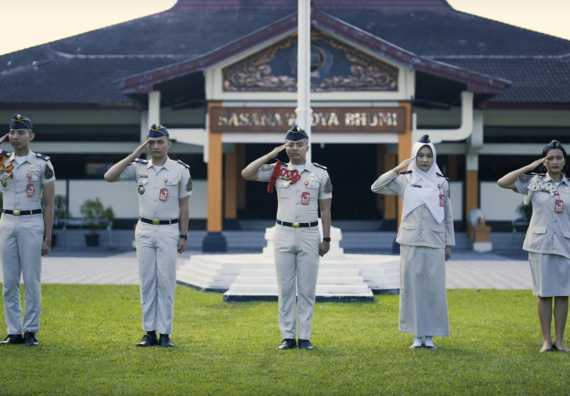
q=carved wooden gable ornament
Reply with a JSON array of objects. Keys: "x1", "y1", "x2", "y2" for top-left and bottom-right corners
[{"x1": 222, "y1": 30, "x2": 398, "y2": 93}]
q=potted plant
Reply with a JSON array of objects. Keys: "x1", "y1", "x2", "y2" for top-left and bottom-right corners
[{"x1": 80, "y1": 198, "x2": 115, "y2": 247}]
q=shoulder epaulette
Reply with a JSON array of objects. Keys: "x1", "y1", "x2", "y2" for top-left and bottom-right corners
[
  {"x1": 436, "y1": 172, "x2": 450, "y2": 181},
  {"x1": 400, "y1": 170, "x2": 412, "y2": 175},
  {"x1": 134, "y1": 158, "x2": 148, "y2": 164},
  {"x1": 313, "y1": 162, "x2": 327, "y2": 170},
  {"x1": 0, "y1": 150, "x2": 12, "y2": 157},
  {"x1": 35, "y1": 153, "x2": 50, "y2": 161},
  {"x1": 177, "y1": 159, "x2": 190, "y2": 169}
]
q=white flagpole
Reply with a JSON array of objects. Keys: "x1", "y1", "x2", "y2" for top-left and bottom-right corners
[{"x1": 296, "y1": 0, "x2": 312, "y2": 163}]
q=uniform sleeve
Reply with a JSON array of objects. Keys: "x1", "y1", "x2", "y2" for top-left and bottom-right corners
[
  {"x1": 119, "y1": 163, "x2": 137, "y2": 181},
  {"x1": 256, "y1": 163, "x2": 275, "y2": 183},
  {"x1": 42, "y1": 159, "x2": 56, "y2": 184},
  {"x1": 319, "y1": 171, "x2": 333, "y2": 199},
  {"x1": 178, "y1": 168, "x2": 192, "y2": 198},
  {"x1": 371, "y1": 171, "x2": 406, "y2": 197},
  {"x1": 444, "y1": 181, "x2": 455, "y2": 246},
  {"x1": 514, "y1": 174, "x2": 531, "y2": 195}
]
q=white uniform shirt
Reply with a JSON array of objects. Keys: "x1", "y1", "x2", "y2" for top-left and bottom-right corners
[
  {"x1": 515, "y1": 173, "x2": 570, "y2": 259},
  {"x1": 120, "y1": 157, "x2": 192, "y2": 220},
  {"x1": 0, "y1": 149, "x2": 56, "y2": 210},
  {"x1": 257, "y1": 162, "x2": 332, "y2": 223},
  {"x1": 371, "y1": 170, "x2": 455, "y2": 248}
]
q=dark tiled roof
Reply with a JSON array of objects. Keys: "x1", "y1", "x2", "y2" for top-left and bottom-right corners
[
  {"x1": 0, "y1": 0, "x2": 569, "y2": 106},
  {"x1": 432, "y1": 56, "x2": 570, "y2": 104}
]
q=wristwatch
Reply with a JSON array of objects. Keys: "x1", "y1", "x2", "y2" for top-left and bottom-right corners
[
  {"x1": 179, "y1": 235, "x2": 188, "y2": 240},
  {"x1": 323, "y1": 237, "x2": 331, "y2": 243}
]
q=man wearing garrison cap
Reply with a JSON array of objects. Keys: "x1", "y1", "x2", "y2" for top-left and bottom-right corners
[
  {"x1": 0, "y1": 114, "x2": 56, "y2": 347},
  {"x1": 242, "y1": 125, "x2": 333, "y2": 351},
  {"x1": 105, "y1": 123, "x2": 192, "y2": 348}
]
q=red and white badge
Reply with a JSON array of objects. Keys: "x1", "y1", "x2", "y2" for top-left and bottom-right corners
[
  {"x1": 159, "y1": 188, "x2": 168, "y2": 201},
  {"x1": 555, "y1": 191, "x2": 564, "y2": 213},
  {"x1": 27, "y1": 173, "x2": 34, "y2": 197},
  {"x1": 301, "y1": 191, "x2": 310, "y2": 205},
  {"x1": 438, "y1": 184, "x2": 445, "y2": 207}
]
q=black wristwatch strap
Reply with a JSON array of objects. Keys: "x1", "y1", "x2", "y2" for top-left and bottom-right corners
[
  {"x1": 323, "y1": 237, "x2": 331, "y2": 242},
  {"x1": 179, "y1": 235, "x2": 188, "y2": 240}
]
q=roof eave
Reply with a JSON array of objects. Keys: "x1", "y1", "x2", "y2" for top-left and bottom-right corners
[{"x1": 115, "y1": 13, "x2": 298, "y2": 94}]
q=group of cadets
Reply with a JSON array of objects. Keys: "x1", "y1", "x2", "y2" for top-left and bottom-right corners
[{"x1": 0, "y1": 115, "x2": 568, "y2": 353}]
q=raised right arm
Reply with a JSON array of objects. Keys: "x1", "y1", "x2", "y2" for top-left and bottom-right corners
[
  {"x1": 104, "y1": 141, "x2": 149, "y2": 182},
  {"x1": 241, "y1": 144, "x2": 286, "y2": 181},
  {"x1": 497, "y1": 157, "x2": 545, "y2": 190}
]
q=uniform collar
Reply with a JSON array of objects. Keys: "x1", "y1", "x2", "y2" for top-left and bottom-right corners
[
  {"x1": 542, "y1": 173, "x2": 570, "y2": 185},
  {"x1": 286, "y1": 161, "x2": 313, "y2": 173},
  {"x1": 147, "y1": 156, "x2": 171, "y2": 170},
  {"x1": 9, "y1": 149, "x2": 33, "y2": 163}
]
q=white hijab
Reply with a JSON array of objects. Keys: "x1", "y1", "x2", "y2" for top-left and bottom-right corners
[{"x1": 401, "y1": 139, "x2": 445, "y2": 223}]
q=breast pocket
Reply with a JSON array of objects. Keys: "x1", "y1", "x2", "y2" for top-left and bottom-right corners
[{"x1": 276, "y1": 180, "x2": 292, "y2": 199}]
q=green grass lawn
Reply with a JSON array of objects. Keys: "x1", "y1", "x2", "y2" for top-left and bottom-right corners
[{"x1": 0, "y1": 285, "x2": 568, "y2": 395}]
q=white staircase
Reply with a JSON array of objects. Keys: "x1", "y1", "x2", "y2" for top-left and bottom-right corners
[{"x1": 177, "y1": 223, "x2": 401, "y2": 301}]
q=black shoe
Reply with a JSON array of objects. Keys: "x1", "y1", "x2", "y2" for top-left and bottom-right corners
[
  {"x1": 0, "y1": 334, "x2": 24, "y2": 345},
  {"x1": 279, "y1": 339, "x2": 297, "y2": 350},
  {"x1": 298, "y1": 339, "x2": 314, "y2": 350},
  {"x1": 136, "y1": 334, "x2": 158, "y2": 347},
  {"x1": 159, "y1": 334, "x2": 174, "y2": 348},
  {"x1": 24, "y1": 332, "x2": 39, "y2": 346}
]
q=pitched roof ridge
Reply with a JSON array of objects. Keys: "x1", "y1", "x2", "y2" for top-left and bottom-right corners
[
  {"x1": 426, "y1": 54, "x2": 570, "y2": 60},
  {"x1": 47, "y1": 48, "x2": 183, "y2": 60}
]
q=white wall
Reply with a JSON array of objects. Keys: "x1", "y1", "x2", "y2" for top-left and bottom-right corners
[
  {"x1": 449, "y1": 181, "x2": 463, "y2": 221},
  {"x1": 480, "y1": 181, "x2": 522, "y2": 221},
  {"x1": 54, "y1": 179, "x2": 208, "y2": 219}
]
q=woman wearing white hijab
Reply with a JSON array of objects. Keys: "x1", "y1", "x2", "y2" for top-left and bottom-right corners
[{"x1": 371, "y1": 135, "x2": 455, "y2": 349}]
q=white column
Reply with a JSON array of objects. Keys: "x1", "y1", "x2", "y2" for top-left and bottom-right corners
[
  {"x1": 296, "y1": 0, "x2": 312, "y2": 163},
  {"x1": 148, "y1": 90, "x2": 161, "y2": 129}
]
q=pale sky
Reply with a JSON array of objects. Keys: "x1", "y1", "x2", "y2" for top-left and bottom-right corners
[{"x1": 0, "y1": 0, "x2": 569, "y2": 56}]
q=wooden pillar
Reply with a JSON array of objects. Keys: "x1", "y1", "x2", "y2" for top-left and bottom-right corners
[
  {"x1": 207, "y1": 131, "x2": 223, "y2": 232},
  {"x1": 466, "y1": 170, "x2": 479, "y2": 238},
  {"x1": 203, "y1": 101, "x2": 227, "y2": 252},
  {"x1": 376, "y1": 145, "x2": 385, "y2": 211},
  {"x1": 384, "y1": 153, "x2": 397, "y2": 220},
  {"x1": 397, "y1": 101, "x2": 413, "y2": 229},
  {"x1": 224, "y1": 150, "x2": 238, "y2": 219},
  {"x1": 447, "y1": 155, "x2": 458, "y2": 181},
  {"x1": 236, "y1": 144, "x2": 246, "y2": 210}
]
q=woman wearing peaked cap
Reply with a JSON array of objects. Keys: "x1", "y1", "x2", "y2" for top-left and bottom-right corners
[
  {"x1": 371, "y1": 135, "x2": 455, "y2": 350},
  {"x1": 498, "y1": 140, "x2": 570, "y2": 353}
]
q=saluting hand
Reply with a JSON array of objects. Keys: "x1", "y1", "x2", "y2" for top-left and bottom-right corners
[
  {"x1": 133, "y1": 140, "x2": 150, "y2": 158},
  {"x1": 529, "y1": 157, "x2": 547, "y2": 169},
  {"x1": 0, "y1": 133, "x2": 9, "y2": 145},
  {"x1": 268, "y1": 143, "x2": 287, "y2": 159},
  {"x1": 394, "y1": 157, "x2": 415, "y2": 173}
]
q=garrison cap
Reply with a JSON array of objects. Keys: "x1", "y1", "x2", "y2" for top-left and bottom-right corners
[
  {"x1": 418, "y1": 134, "x2": 430, "y2": 144},
  {"x1": 148, "y1": 123, "x2": 169, "y2": 138},
  {"x1": 10, "y1": 114, "x2": 33, "y2": 130},
  {"x1": 548, "y1": 140, "x2": 562, "y2": 149},
  {"x1": 285, "y1": 124, "x2": 308, "y2": 141}
]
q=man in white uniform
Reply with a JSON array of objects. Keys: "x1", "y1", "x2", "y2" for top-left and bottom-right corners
[
  {"x1": 242, "y1": 125, "x2": 332, "y2": 350},
  {"x1": 0, "y1": 114, "x2": 55, "y2": 347},
  {"x1": 104, "y1": 124, "x2": 191, "y2": 347}
]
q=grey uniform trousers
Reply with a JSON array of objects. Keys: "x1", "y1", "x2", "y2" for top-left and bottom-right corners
[
  {"x1": 0, "y1": 214, "x2": 44, "y2": 335},
  {"x1": 273, "y1": 225, "x2": 320, "y2": 340},
  {"x1": 135, "y1": 221, "x2": 179, "y2": 335}
]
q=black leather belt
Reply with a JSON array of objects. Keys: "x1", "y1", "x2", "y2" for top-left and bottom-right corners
[
  {"x1": 140, "y1": 217, "x2": 178, "y2": 225},
  {"x1": 3, "y1": 209, "x2": 42, "y2": 216},
  {"x1": 276, "y1": 220, "x2": 318, "y2": 228}
]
